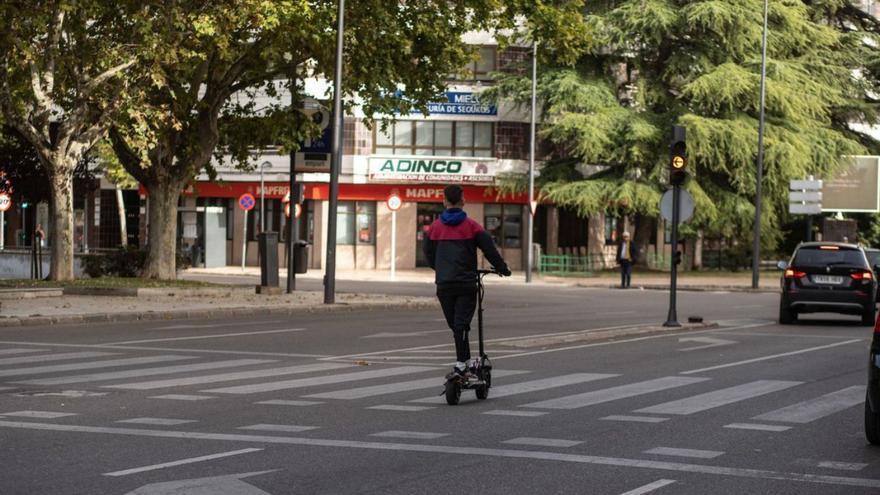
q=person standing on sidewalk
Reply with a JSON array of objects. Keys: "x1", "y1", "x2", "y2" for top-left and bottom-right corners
[
  {"x1": 616, "y1": 231, "x2": 635, "y2": 289},
  {"x1": 423, "y1": 185, "x2": 511, "y2": 378}
]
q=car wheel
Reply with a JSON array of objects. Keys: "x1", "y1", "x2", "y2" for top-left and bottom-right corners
[
  {"x1": 862, "y1": 303, "x2": 876, "y2": 327},
  {"x1": 866, "y1": 392, "x2": 880, "y2": 445},
  {"x1": 779, "y1": 300, "x2": 796, "y2": 325}
]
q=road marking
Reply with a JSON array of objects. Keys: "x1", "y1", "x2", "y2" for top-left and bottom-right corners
[
  {"x1": 0, "y1": 351, "x2": 116, "y2": 366},
  {"x1": 681, "y1": 340, "x2": 862, "y2": 375},
  {"x1": 16, "y1": 359, "x2": 273, "y2": 386},
  {"x1": 156, "y1": 320, "x2": 286, "y2": 330},
  {"x1": 601, "y1": 415, "x2": 669, "y2": 424},
  {"x1": 103, "y1": 448, "x2": 263, "y2": 477},
  {"x1": 104, "y1": 362, "x2": 354, "y2": 390},
  {"x1": 482, "y1": 410, "x2": 547, "y2": 417},
  {"x1": 619, "y1": 479, "x2": 676, "y2": 495},
  {"x1": 0, "y1": 410, "x2": 76, "y2": 418},
  {"x1": 598, "y1": 311, "x2": 637, "y2": 316},
  {"x1": 204, "y1": 366, "x2": 435, "y2": 395},
  {"x1": 363, "y1": 330, "x2": 448, "y2": 339},
  {"x1": 752, "y1": 385, "x2": 865, "y2": 424},
  {"x1": 4, "y1": 420, "x2": 880, "y2": 489},
  {"x1": 723, "y1": 423, "x2": 792, "y2": 432},
  {"x1": 678, "y1": 337, "x2": 737, "y2": 352},
  {"x1": 644, "y1": 447, "x2": 724, "y2": 459},
  {"x1": 121, "y1": 470, "x2": 276, "y2": 494},
  {"x1": 523, "y1": 376, "x2": 709, "y2": 410},
  {"x1": 238, "y1": 424, "x2": 318, "y2": 433},
  {"x1": 0, "y1": 348, "x2": 44, "y2": 356},
  {"x1": 370, "y1": 430, "x2": 449, "y2": 440},
  {"x1": 410, "y1": 373, "x2": 616, "y2": 404},
  {"x1": 367, "y1": 405, "x2": 435, "y2": 412},
  {"x1": 0, "y1": 355, "x2": 196, "y2": 378},
  {"x1": 635, "y1": 380, "x2": 802, "y2": 415},
  {"x1": 104, "y1": 327, "x2": 306, "y2": 345},
  {"x1": 150, "y1": 394, "x2": 216, "y2": 401},
  {"x1": 116, "y1": 418, "x2": 197, "y2": 426},
  {"x1": 309, "y1": 370, "x2": 529, "y2": 401},
  {"x1": 818, "y1": 461, "x2": 868, "y2": 471},
  {"x1": 503, "y1": 437, "x2": 582, "y2": 448},
  {"x1": 256, "y1": 399, "x2": 323, "y2": 407}
]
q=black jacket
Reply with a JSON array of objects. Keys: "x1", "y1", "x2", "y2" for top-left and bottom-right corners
[
  {"x1": 424, "y1": 208, "x2": 509, "y2": 289},
  {"x1": 616, "y1": 240, "x2": 637, "y2": 264}
]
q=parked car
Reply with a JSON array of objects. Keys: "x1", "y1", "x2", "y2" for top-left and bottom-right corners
[
  {"x1": 777, "y1": 242, "x2": 876, "y2": 325},
  {"x1": 865, "y1": 315, "x2": 880, "y2": 444},
  {"x1": 866, "y1": 247, "x2": 880, "y2": 302}
]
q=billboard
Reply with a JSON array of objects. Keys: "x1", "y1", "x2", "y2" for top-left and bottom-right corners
[{"x1": 822, "y1": 155, "x2": 880, "y2": 212}]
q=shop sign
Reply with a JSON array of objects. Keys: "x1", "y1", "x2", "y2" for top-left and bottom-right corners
[
  {"x1": 427, "y1": 92, "x2": 496, "y2": 116},
  {"x1": 368, "y1": 156, "x2": 495, "y2": 184}
]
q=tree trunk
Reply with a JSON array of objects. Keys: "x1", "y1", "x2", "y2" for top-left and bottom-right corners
[
  {"x1": 48, "y1": 167, "x2": 75, "y2": 281},
  {"x1": 115, "y1": 186, "x2": 127, "y2": 247},
  {"x1": 143, "y1": 180, "x2": 181, "y2": 279},
  {"x1": 693, "y1": 229, "x2": 704, "y2": 270}
]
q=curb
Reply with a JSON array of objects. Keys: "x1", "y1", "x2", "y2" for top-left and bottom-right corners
[
  {"x1": 0, "y1": 300, "x2": 439, "y2": 328},
  {"x1": 574, "y1": 283, "x2": 777, "y2": 294},
  {"x1": 61, "y1": 286, "x2": 255, "y2": 297}
]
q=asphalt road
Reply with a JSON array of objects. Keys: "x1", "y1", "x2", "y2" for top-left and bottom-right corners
[{"x1": 0, "y1": 280, "x2": 878, "y2": 494}]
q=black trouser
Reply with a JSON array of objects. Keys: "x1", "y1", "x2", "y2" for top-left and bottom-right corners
[
  {"x1": 437, "y1": 287, "x2": 478, "y2": 363},
  {"x1": 620, "y1": 260, "x2": 632, "y2": 288}
]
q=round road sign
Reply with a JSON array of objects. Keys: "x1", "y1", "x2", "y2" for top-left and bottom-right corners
[
  {"x1": 0, "y1": 193, "x2": 11, "y2": 212},
  {"x1": 238, "y1": 193, "x2": 256, "y2": 211},
  {"x1": 284, "y1": 203, "x2": 302, "y2": 218},
  {"x1": 660, "y1": 188, "x2": 695, "y2": 223},
  {"x1": 386, "y1": 194, "x2": 403, "y2": 211}
]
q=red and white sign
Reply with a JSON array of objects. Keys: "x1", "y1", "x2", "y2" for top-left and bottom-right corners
[
  {"x1": 238, "y1": 193, "x2": 256, "y2": 211},
  {"x1": 386, "y1": 194, "x2": 403, "y2": 211},
  {"x1": 0, "y1": 193, "x2": 11, "y2": 212},
  {"x1": 284, "y1": 203, "x2": 302, "y2": 218}
]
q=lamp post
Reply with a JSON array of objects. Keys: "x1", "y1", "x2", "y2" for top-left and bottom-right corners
[
  {"x1": 324, "y1": 0, "x2": 344, "y2": 304},
  {"x1": 260, "y1": 161, "x2": 270, "y2": 233},
  {"x1": 751, "y1": 0, "x2": 769, "y2": 289},
  {"x1": 526, "y1": 41, "x2": 537, "y2": 284}
]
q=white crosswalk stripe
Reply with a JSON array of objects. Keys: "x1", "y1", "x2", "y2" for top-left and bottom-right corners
[
  {"x1": 15, "y1": 359, "x2": 273, "y2": 386},
  {"x1": 0, "y1": 349, "x2": 45, "y2": 356},
  {"x1": 103, "y1": 362, "x2": 354, "y2": 390},
  {"x1": 203, "y1": 366, "x2": 435, "y2": 395},
  {"x1": 411, "y1": 373, "x2": 618, "y2": 404},
  {"x1": 635, "y1": 380, "x2": 803, "y2": 416},
  {"x1": 0, "y1": 355, "x2": 195, "y2": 378},
  {"x1": 0, "y1": 351, "x2": 116, "y2": 366},
  {"x1": 752, "y1": 385, "x2": 865, "y2": 424},
  {"x1": 307, "y1": 370, "x2": 529, "y2": 400},
  {"x1": 522, "y1": 376, "x2": 709, "y2": 410}
]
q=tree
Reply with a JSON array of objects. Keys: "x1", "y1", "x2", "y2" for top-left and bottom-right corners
[
  {"x1": 0, "y1": 1, "x2": 145, "y2": 279},
  {"x1": 109, "y1": 0, "x2": 589, "y2": 279},
  {"x1": 492, "y1": 0, "x2": 879, "y2": 257}
]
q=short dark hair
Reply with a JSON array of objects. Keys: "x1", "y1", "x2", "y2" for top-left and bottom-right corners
[{"x1": 444, "y1": 185, "x2": 463, "y2": 205}]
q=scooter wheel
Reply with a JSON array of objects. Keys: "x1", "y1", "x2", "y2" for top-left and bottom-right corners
[
  {"x1": 475, "y1": 383, "x2": 489, "y2": 400},
  {"x1": 445, "y1": 380, "x2": 461, "y2": 405}
]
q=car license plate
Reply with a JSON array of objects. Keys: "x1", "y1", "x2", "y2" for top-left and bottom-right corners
[{"x1": 812, "y1": 275, "x2": 844, "y2": 285}]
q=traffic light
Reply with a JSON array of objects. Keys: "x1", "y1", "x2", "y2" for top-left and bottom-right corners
[
  {"x1": 673, "y1": 250, "x2": 682, "y2": 266},
  {"x1": 669, "y1": 125, "x2": 687, "y2": 186}
]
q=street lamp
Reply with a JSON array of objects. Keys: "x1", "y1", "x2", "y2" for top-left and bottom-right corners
[
  {"x1": 526, "y1": 41, "x2": 537, "y2": 284},
  {"x1": 324, "y1": 0, "x2": 344, "y2": 304},
  {"x1": 260, "y1": 161, "x2": 270, "y2": 233},
  {"x1": 751, "y1": 0, "x2": 769, "y2": 289}
]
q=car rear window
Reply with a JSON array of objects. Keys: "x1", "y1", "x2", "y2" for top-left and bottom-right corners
[
  {"x1": 793, "y1": 247, "x2": 867, "y2": 268},
  {"x1": 866, "y1": 251, "x2": 880, "y2": 268}
]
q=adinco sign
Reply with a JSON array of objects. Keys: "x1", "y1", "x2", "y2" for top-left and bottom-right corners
[{"x1": 368, "y1": 156, "x2": 495, "y2": 184}]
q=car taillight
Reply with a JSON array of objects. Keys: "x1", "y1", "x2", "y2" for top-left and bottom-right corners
[
  {"x1": 784, "y1": 269, "x2": 806, "y2": 279},
  {"x1": 851, "y1": 272, "x2": 874, "y2": 281}
]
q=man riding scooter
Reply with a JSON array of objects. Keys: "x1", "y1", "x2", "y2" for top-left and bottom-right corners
[{"x1": 423, "y1": 185, "x2": 511, "y2": 379}]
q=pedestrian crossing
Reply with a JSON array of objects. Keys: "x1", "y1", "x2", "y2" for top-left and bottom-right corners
[{"x1": 0, "y1": 346, "x2": 868, "y2": 433}]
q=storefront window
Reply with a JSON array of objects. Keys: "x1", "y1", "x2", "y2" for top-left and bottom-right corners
[
  {"x1": 485, "y1": 204, "x2": 521, "y2": 249},
  {"x1": 356, "y1": 202, "x2": 376, "y2": 245},
  {"x1": 336, "y1": 201, "x2": 356, "y2": 245},
  {"x1": 197, "y1": 197, "x2": 234, "y2": 241},
  {"x1": 374, "y1": 121, "x2": 493, "y2": 157},
  {"x1": 336, "y1": 201, "x2": 375, "y2": 245}
]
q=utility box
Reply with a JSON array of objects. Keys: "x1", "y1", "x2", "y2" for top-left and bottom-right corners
[
  {"x1": 258, "y1": 232, "x2": 279, "y2": 287},
  {"x1": 294, "y1": 240, "x2": 310, "y2": 274},
  {"x1": 203, "y1": 206, "x2": 227, "y2": 268}
]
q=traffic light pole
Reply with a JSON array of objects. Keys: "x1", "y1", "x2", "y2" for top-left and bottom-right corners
[{"x1": 664, "y1": 183, "x2": 681, "y2": 327}]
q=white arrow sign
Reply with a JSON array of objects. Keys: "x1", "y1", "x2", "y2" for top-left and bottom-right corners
[
  {"x1": 790, "y1": 179, "x2": 822, "y2": 191},
  {"x1": 789, "y1": 191, "x2": 822, "y2": 202},
  {"x1": 125, "y1": 471, "x2": 276, "y2": 495},
  {"x1": 678, "y1": 336, "x2": 737, "y2": 352}
]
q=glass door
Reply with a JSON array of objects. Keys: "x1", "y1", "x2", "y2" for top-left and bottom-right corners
[{"x1": 416, "y1": 203, "x2": 444, "y2": 267}]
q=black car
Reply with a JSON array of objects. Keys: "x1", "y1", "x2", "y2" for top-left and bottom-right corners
[
  {"x1": 778, "y1": 242, "x2": 876, "y2": 325},
  {"x1": 866, "y1": 316, "x2": 880, "y2": 444},
  {"x1": 866, "y1": 247, "x2": 880, "y2": 302}
]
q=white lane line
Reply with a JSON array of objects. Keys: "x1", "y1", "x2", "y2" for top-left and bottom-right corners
[
  {"x1": 0, "y1": 340, "x2": 329, "y2": 358},
  {"x1": 0, "y1": 410, "x2": 76, "y2": 418},
  {"x1": 752, "y1": 385, "x2": 865, "y2": 424},
  {"x1": 102, "y1": 448, "x2": 262, "y2": 477},
  {"x1": 635, "y1": 380, "x2": 802, "y2": 416},
  {"x1": 598, "y1": 311, "x2": 637, "y2": 316},
  {"x1": 308, "y1": 370, "x2": 529, "y2": 401},
  {"x1": 523, "y1": 377, "x2": 709, "y2": 410},
  {"x1": 367, "y1": 405, "x2": 435, "y2": 412},
  {"x1": 16, "y1": 359, "x2": 273, "y2": 386},
  {"x1": 619, "y1": 479, "x2": 677, "y2": 495},
  {"x1": 104, "y1": 362, "x2": 354, "y2": 390},
  {"x1": 503, "y1": 437, "x2": 582, "y2": 448},
  {"x1": 116, "y1": 418, "x2": 197, "y2": 426},
  {"x1": 0, "y1": 355, "x2": 196, "y2": 378},
  {"x1": 256, "y1": 400, "x2": 323, "y2": 407},
  {"x1": 370, "y1": 431, "x2": 448, "y2": 440},
  {"x1": 410, "y1": 373, "x2": 615, "y2": 404},
  {"x1": 681, "y1": 340, "x2": 862, "y2": 375},
  {"x1": 0, "y1": 349, "x2": 44, "y2": 356},
  {"x1": 238, "y1": 424, "x2": 317, "y2": 433},
  {"x1": 149, "y1": 394, "x2": 216, "y2": 401},
  {"x1": 818, "y1": 461, "x2": 868, "y2": 471},
  {"x1": 644, "y1": 447, "x2": 724, "y2": 459},
  {"x1": 103, "y1": 327, "x2": 306, "y2": 345},
  {"x1": 0, "y1": 351, "x2": 116, "y2": 366},
  {"x1": 156, "y1": 320, "x2": 286, "y2": 330},
  {"x1": 4, "y1": 421, "x2": 880, "y2": 489},
  {"x1": 203, "y1": 366, "x2": 434, "y2": 395},
  {"x1": 482, "y1": 410, "x2": 547, "y2": 417},
  {"x1": 724, "y1": 423, "x2": 792, "y2": 432},
  {"x1": 601, "y1": 415, "x2": 669, "y2": 424}
]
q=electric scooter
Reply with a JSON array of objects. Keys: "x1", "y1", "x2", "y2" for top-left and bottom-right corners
[{"x1": 443, "y1": 269, "x2": 497, "y2": 405}]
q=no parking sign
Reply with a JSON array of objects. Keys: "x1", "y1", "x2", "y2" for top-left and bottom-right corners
[{"x1": 238, "y1": 193, "x2": 255, "y2": 211}]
